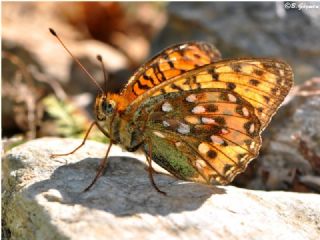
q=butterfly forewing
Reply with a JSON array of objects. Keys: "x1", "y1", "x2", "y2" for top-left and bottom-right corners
[
  {"x1": 121, "y1": 42, "x2": 221, "y2": 103},
  {"x1": 126, "y1": 58, "x2": 293, "y2": 130},
  {"x1": 135, "y1": 89, "x2": 262, "y2": 184}
]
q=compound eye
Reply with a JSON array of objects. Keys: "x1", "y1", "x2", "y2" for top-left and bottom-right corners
[{"x1": 102, "y1": 100, "x2": 114, "y2": 114}]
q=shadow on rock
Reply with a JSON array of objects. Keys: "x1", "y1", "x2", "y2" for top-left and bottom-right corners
[{"x1": 28, "y1": 156, "x2": 226, "y2": 216}]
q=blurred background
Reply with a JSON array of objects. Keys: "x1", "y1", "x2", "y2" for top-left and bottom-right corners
[{"x1": 2, "y1": 2, "x2": 320, "y2": 192}]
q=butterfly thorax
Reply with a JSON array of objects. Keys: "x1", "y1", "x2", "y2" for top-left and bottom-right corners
[{"x1": 95, "y1": 93, "x2": 144, "y2": 151}]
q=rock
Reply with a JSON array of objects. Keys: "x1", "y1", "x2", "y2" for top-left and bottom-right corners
[{"x1": 3, "y1": 138, "x2": 320, "y2": 240}]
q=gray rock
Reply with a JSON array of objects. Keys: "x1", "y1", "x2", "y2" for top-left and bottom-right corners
[{"x1": 3, "y1": 138, "x2": 320, "y2": 240}]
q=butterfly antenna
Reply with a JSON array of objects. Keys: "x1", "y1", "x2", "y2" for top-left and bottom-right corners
[
  {"x1": 49, "y1": 28, "x2": 104, "y2": 94},
  {"x1": 96, "y1": 54, "x2": 108, "y2": 95}
]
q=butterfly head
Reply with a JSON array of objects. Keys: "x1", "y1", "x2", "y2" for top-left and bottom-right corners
[
  {"x1": 95, "y1": 93, "x2": 117, "y2": 121},
  {"x1": 95, "y1": 91, "x2": 129, "y2": 122}
]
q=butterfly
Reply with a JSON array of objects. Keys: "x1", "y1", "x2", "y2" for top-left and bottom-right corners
[{"x1": 50, "y1": 29, "x2": 293, "y2": 194}]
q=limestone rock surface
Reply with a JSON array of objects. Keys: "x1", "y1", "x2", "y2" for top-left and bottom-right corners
[{"x1": 3, "y1": 138, "x2": 320, "y2": 240}]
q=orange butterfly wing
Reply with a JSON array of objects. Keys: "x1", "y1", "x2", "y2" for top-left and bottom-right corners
[
  {"x1": 120, "y1": 42, "x2": 221, "y2": 103},
  {"x1": 128, "y1": 58, "x2": 293, "y2": 130}
]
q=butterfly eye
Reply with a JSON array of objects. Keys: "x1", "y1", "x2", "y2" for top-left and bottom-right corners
[
  {"x1": 95, "y1": 94, "x2": 116, "y2": 121},
  {"x1": 102, "y1": 100, "x2": 115, "y2": 114}
]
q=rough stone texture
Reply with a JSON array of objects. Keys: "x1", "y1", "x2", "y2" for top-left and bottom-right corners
[{"x1": 3, "y1": 138, "x2": 320, "y2": 240}]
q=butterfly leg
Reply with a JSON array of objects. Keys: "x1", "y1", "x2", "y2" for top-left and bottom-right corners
[
  {"x1": 145, "y1": 141, "x2": 167, "y2": 195},
  {"x1": 51, "y1": 121, "x2": 109, "y2": 158},
  {"x1": 83, "y1": 141, "x2": 113, "y2": 192}
]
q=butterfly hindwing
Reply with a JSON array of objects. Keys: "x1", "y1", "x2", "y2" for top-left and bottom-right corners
[{"x1": 136, "y1": 89, "x2": 262, "y2": 184}]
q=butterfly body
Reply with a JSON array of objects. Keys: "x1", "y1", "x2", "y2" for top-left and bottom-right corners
[
  {"x1": 93, "y1": 41, "x2": 293, "y2": 186},
  {"x1": 95, "y1": 93, "x2": 143, "y2": 152}
]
